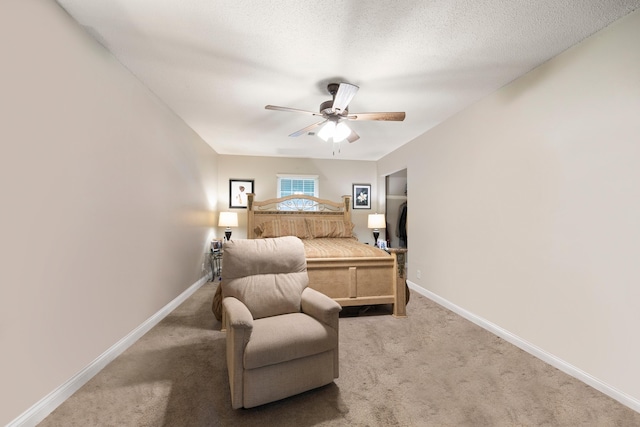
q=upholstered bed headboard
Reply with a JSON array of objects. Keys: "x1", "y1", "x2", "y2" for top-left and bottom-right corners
[{"x1": 247, "y1": 193, "x2": 352, "y2": 239}]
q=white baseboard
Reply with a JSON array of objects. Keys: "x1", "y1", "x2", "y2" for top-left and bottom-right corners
[
  {"x1": 406, "y1": 280, "x2": 640, "y2": 414},
  {"x1": 8, "y1": 274, "x2": 211, "y2": 427}
]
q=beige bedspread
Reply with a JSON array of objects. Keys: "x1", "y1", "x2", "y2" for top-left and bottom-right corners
[{"x1": 302, "y1": 238, "x2": 390, "y2": 259}]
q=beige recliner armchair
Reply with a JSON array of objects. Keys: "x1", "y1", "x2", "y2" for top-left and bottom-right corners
[{"x1": 221, "y1": 236, "x2": 342, "y2": 409}]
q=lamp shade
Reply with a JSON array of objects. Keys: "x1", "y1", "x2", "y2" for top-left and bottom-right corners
[
  {"x1": 367, "y1": 214, "x2": 386, "y2": 229},
  {"x1": 218, "y1": 212, "x2": 238, "y2": 228}
]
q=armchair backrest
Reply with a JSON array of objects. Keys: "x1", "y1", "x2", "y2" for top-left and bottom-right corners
[{"x1": 221, "y1": 236, "x2": 309, "y2": 319}]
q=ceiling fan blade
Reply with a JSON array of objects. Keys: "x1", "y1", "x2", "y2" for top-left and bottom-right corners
[
  {"x1": 265, "y1": 105, "x2": 321, "y2": 116},
  {"x1": 347, "y1": 129, "x2": 360, "y2": 143},
  {"x1": 332, "y1": 83, "x2": 359, "y2": 114},
  {"x1": 346, "y1": 112, "x2": 406, "y2": 121},
  {"x1": 288, "y1": 120, "x2": 327, "y2": 137}
]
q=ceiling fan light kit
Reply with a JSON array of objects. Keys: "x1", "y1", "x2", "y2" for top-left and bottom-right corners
[
  {"x1": 317, "y1": 118, "x2": 351, "y2": 143},
  {"x1": 333, "y1": 121, "x2": 351, "y2": 141},
  {"x1": 317, "y1": 120, "x2": 336, "y2": 142},
  {"x1": 265, "y1": 82, "x2": 405, "y2": 155}
]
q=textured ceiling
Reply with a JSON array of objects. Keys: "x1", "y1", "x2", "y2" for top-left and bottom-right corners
[{"x1": 56, "y1": 0, "x2": 639, "y2": 160}]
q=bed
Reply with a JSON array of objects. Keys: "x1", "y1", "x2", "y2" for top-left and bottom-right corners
[{"x1": 246, "y1": 193, "x2": 407, "y2": 317}]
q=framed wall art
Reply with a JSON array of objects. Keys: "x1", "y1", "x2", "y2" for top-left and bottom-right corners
[
  {"x1": 229, "y1": 179, "x2": 254, "y2": 208},
  {"x1": 352, "y1": 184, "x2": 371, "y2": 209}
]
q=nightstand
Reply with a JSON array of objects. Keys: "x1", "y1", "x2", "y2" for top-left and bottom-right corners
[
  {"x1": 386, "y1": 247, "x2": 407, "y2": 278},
  {"x1": 386, "y1": 247, "x2": 409, "y2": 307},
  {"x1": 209, "y1": 249, "x2": 223, "y2": 281}
]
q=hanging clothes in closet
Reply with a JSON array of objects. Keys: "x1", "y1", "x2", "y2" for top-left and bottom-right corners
[{"x1": 396, "y1": 201, "x2": 407, "y2": 248}]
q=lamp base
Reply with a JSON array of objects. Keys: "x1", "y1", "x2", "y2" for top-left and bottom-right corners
[
  {"x1": 225, "y1": 229, "x2": 232, "y2": 241},
  {"x1": 373, "y1": 230, "x2": 380, "y2": 247}
]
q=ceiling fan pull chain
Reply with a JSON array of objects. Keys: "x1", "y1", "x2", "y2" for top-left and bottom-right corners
[{"x1": 332, "y1": 140, "x2": 342, "y2": 156}]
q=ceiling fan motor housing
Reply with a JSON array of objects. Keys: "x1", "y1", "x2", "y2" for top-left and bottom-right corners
[
  {"x1": 320, "y1": 100, "x2": 348, "y2": 116},
  {"x1": 320, "y1": 99, "x2": 344, "y2": 115},
  {"x1": 320, "y1": 83, "x2": 348, "y2": 115},
  {"x1": 319, "y1": 99, "x2": 333, "y2": 113}
]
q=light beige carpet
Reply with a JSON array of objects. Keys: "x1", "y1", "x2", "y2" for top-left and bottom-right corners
[{"x1": 40, "y1": 281, "x2": 640, "y2": 426}]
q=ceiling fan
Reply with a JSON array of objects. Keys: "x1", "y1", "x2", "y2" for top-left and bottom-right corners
[{"x1": 265, "y1": 82, "x2": 405, "y2": 152}]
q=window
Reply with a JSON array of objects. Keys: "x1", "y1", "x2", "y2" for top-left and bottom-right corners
[{"x1": 277, "y1": 174, "x2": 319, "y2": 210}]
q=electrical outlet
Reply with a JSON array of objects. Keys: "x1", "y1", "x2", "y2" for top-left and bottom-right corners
[{"x1": 416, "y1": 269, "x2": 421, "y2": 279}]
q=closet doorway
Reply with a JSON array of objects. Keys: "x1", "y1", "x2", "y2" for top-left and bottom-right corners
[{"x1": 385, "y1": 169, "x2": 407, "y2": 249}]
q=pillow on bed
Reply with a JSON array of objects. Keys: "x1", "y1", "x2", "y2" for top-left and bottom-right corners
[
  {"x1": 256, "y1": 218, "x2": 310, "y2": 239},
  {"x1": 306, "y1": 218, "x2": 354, "y2": 238}
]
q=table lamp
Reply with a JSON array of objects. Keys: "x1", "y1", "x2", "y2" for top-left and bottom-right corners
[
  {"x1": 218, "y1": 212, "x2": 238, "y2": 241},
  {"x1": 367, "y1": 213, "x2": 386, "y2": 247}
]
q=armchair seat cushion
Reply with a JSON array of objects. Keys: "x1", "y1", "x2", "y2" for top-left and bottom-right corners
[{"x1": 244, "y1": 313, "x2": 337, "y2": 370}]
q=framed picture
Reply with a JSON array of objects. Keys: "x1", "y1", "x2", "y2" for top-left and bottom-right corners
[
  {"x1": 352, "y1": 184, "x2": 371, "y2": 209},
  {"x1": 229, "y1": 179, "x2": 254, "y2": 208}
]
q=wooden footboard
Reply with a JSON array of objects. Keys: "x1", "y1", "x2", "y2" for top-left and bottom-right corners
[{"x1": 306, "y1": 254, "x2": 407, "y2": 317}]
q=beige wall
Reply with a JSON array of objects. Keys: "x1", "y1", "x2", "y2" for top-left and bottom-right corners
[
  {"x1": 217, "y1": 155, "x2": 379, "y2": 243},
  {"x1": 378, "y1": 10, "x2": 640, "y2": 404},
  {"x1": 0, "y1": 2, "x2": 219, "y2": 424}
]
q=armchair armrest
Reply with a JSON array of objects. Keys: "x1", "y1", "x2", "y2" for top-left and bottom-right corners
[
  {"x1": 301, "y1": 287, "x2": 341, "y2": 330},
  {"x1": 223, "y1": 296, "x2": 254, "y2": 331},
  {"x1": 222, "y1": 296, "x2": 254, "y2": 409}
]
